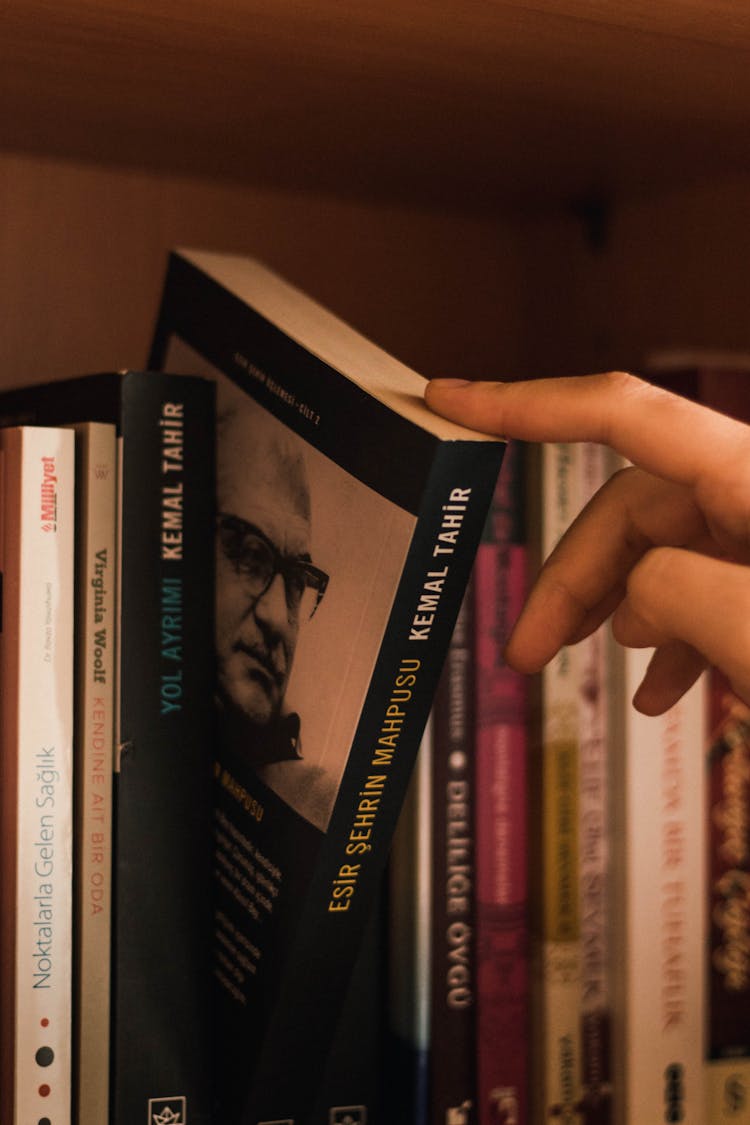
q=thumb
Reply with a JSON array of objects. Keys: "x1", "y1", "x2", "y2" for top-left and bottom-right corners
[{"x1": 617, "y1": 546, "x2": 750, "y2": 708}]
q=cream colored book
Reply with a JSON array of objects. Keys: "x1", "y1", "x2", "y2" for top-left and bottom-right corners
[
  {"x1": 0, "y1": 426, "x2": 75, "y2": 1125},
  {"x1": 610, "y1": 648, "x2": 707, "y2": 1125},
  {"x1": 531, "y1": 441, "x2": 584, "y2": 1125},
  {"x1": 70, "y1": 422, "x2": 117, "y2": 1125}
]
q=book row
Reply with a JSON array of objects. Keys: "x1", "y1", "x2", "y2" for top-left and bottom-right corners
[
  {"x1": 1, "y1": 249, "x2": 746, "y2": 1125},
  {"x1": 386, "y1": 425, "x2": 750, "y2": 1125},
  {"x1": 0, "y1": 251, "x2": 505, "y2": 1125}
]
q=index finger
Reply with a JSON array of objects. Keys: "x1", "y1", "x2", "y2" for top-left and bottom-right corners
[{"x1": 424, "y1": 373, "x2": 750, "y2": 489}]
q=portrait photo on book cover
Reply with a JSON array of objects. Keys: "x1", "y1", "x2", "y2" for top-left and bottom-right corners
[{"x1": 166, "y1": 340, "x2": 417, "y2": 832}]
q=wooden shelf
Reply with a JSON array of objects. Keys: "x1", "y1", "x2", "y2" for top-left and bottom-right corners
[{"x1": 4, "y1": 1, "x2": 750, "y2": 207}]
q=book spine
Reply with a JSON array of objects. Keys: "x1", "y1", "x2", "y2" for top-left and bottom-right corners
[
  {"x1": 532, "y1": 442, "x2": 583, "y2": 1125},
  {"x1": 70, "y1": 423, "x2": 117, "y2": 1125},
  {"x1": 614, "y1": 646, "x2": 707, "y2": 1124},
  {"x1": 429, "y1": 587, "x2": 477, "y2": 1125},
  {"x1": 240, "y1": 438, "x2": 503, "y2": 1125},
  {"x1": 706, "y1": 670, "x2": 750, "y2": 1124},
  {"x1": 474, "y1": 439, "x2": 528, "y2": 1125},
  {"x1": 311, "y1": 885, "x2": 387, "y2": 1125},
  {"x1": 576, "y1": 444, "x2": 613, "y2": 1125},
  {"x1": 387, "y1": 722, "x2": 433, "y2": 1125},
  {"x1": 0, "y1": 427, "x2": 75, "y2": 1125},
  {"x1": 110, "y1": 373, "x2": 215, "y2": 1125}
]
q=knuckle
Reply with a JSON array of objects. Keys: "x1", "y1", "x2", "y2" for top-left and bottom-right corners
[
  {"x1": 600, "y1": 370, "x2": 644, "y2": 396},
  {"x1": 699, "y1": 436, "x2": 750, "y2": 550},
  {"x1": 595, "y1": 371, "x2": 669, "y2": 446},
  {"x1": 626, "y1": 547, "x2": 678, "y2": 623}
]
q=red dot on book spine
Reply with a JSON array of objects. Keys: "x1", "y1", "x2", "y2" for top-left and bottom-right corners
[
  {"x1": 40, "y1": 1018, "x2": 49, "y2": 1027},
  {"x1": 38, "y1": 1085, "x2": 50, "y2": 1097}
]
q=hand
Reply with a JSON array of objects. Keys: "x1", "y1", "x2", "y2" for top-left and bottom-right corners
[{"x1": 425, "y1": 372, "x2": 750, "y2": 714}]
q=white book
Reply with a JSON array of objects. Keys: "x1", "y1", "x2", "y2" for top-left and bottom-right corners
[
  {"x1": 0, "y1": 426, "x2": 76, "y2": 1125},
  {"x1": 610, "y1": 644, "x2": 707, "y2": 1125},
  {"x1": 70, "y1": 423, "x2": 117, "y2": 1125}
]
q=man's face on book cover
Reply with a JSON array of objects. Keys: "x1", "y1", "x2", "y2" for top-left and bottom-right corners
[{"x1": 215, "y1": 407, "x2": 313, "y2": 739}]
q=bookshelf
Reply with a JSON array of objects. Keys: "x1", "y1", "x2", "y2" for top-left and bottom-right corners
[
  {"x1": 2, "y1": 1, "x2": 750, "y2": 389},
  {"x1": 1, "y1": 6, "x2": 747, "y2": 1122}
]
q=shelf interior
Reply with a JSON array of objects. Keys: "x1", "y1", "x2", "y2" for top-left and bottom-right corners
[{"x1": 4, "y1": 0, "x2": 750, "y2": 208}]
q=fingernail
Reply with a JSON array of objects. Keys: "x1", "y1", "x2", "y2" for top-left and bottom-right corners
[{"x1": 429, "y1": 378, "x2": 471, "y2": 389}]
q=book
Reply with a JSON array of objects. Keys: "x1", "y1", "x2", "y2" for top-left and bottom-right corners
[
  {"x1": 645, "y1": 353, "x2": 750, "y2": 1123},
  {"x1": 311, "y1": 885, "x2": 387, "y2": 1125},
  {"x1": 0, "y1": 372, "x2": 216, "y2": 1125},
  {"x1": 387, "y1": 588, "x2": 478, "y2": 1125},
  {"x1": 575, "y1": 443, "x2": 613, "y2": 1125},
  {"x1": 148, "y1": 247, "x2": 505, "y2": 1124},
  {"x1": 70, "y1": 422, "x2": 117, "y2": 1125},
  {"x1": 706, "y1": 671, "x2": 750, "y2": 1124},
  {"x1": 387, "y1": 722, "x2": 433, "y2": 1125},
  {"x1": 473, "y1": 438, "x2": 529, "y2": 1125},
  {"x1": 429, "y1": 586, "x2": 477, "y2": 1125},
  {"x1": 609, "y1": 643, "x2": 707, "y2": 1124},
  {"x1": 529, "y1": 441, "x2": 584, "y2": 1125},
  {"x1": 0, "y1": 425, "x2": 76, "y2": 1125}
]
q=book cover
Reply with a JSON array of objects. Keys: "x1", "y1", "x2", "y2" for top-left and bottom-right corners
[
  {"x1": 474, "y1": 437, "x2": 529, "y2": 1125},
  {"x1": 0, "y1": 372, "x2": 216, "y2": 1125},
  {"x1": 70, "y1": 422, "x2": 118, "y2": 1125},
  {"x1": 149, "y1": 247, "x2": 505, "y2": 1124},
  {"x1": 706, "y1": 671, "x2": 750, "y2": 1124},
  {"x1": 0, "y1": 426, "x2": 75, "y2": 1125},
  {"x1": 429, "y1": 586, "x2": 477, "y2": 1125},
  {"x1": 530, "y1": 441, "x2": 583, "y2": 1125},
  {"x1": 609, "y1": 643, "x2": 707, "y2": 1125}
]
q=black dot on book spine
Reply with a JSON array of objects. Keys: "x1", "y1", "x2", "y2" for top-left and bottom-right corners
[
  {"x1": 38, "y1": 1118, "x2": 51, "y2": 1125},
  {"x1": 35, "y1": 1046, "x2": 54, "y2": 1067}
]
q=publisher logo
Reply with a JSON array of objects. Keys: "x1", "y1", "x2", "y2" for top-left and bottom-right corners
[
  {"x1": 330, "y1": 1108, "x2": 366, "y2": 1125},
  {"x1": 724, "y1": 1074, "x2": 747, "y2": 1116},
  {"x1": 148, "y1": 1096, "x2": 186, "y2": 1124},
  {"x1": 664, "y1": 1064, "x2": 684, "y2": 1123},
  {"x1": 40, "y1": 455, "x2": 58, "y2": 532},
  {"x1": 447, "y1": 1101, "x2": 474, "y2": 1125}
]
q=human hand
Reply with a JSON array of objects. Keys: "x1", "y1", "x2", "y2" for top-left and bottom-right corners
[{"x1": 425, "y1": 372, "x2": 750, "y2": 714}]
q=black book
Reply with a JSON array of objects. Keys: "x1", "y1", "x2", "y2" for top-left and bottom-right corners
[
  {"x1": 0, "y1": 371, "x2": 216, "y2": 1125},
  {"x1": 149, "y1": 248, "x2": 505, "y2": 1124},
  {"x1": 430, "y1": 586, "x2": 477, "y2": 1125}
]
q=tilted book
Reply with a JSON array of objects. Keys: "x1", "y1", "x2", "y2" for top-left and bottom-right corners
[
  {"x1": 0, "y1": 426, "x2": 75, "y2": 1125},
  {"x1": 0, "y1": 372, "x2": 216, "y2": 1125},
  {"x1": 149, "y1": 247, "x2": 505, "y2": 1123}
]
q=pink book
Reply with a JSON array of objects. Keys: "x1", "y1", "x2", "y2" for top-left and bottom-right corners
[{"x1": 474, "y1": 438, "x2": 529, "y2": 1125}]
